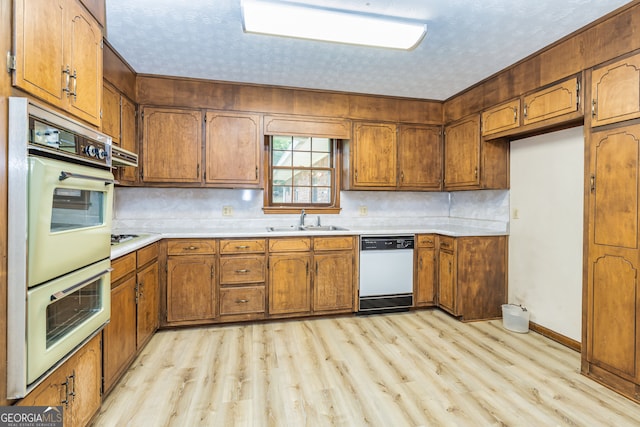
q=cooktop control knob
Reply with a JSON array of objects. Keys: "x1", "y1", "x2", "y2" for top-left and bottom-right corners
[
  {"x1": 86, "y1": 145, "x2": 97, "y2": 157},
  {"x1": 97, "y1": 148, "x2": 107, "y2": 160}
]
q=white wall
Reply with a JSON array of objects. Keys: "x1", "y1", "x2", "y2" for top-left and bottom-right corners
[{"x1": 509, "y1": 127, "x2": 584, "y2": 341}]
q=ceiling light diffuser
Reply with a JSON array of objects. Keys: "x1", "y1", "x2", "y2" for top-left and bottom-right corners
[{"x1": 241, "y1": 0, "x2": 427, "y2": 50}]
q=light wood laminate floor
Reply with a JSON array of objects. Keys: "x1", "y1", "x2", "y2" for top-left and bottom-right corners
[{"x1": 92, "y1": 309, "x2": 640, "y2": 426}]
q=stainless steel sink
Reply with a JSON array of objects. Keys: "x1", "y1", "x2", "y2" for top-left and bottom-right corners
[
  {"x1": 266, "y1": 225, "x2": 349, "y2": 232},
  {"x1": 301, "y1": 225, "x2": 349, "y2": 231}
]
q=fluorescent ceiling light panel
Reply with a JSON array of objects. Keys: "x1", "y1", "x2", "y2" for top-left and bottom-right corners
[{"x1": 242, "y1": 0, "x2": 427, "y2": 50}]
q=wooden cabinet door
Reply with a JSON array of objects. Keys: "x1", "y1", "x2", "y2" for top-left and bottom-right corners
[
  {"x1": 415, "y1": 246, "x2": 437, "y2": 307},
  {"x1": 313, "y1": 251, "x2": 354, "y2": 313},
  {"x1": 481, "y1": 99, "x2": 520, "y2": 136},
  {"x1": 587, "y1": 255, "x2": 639, "y2": 380},
  {"x1": 398, "y1": 125, "x2": 442, "y2": 190},
  {"x1": 141, "y1": 108, "x2": 202, "y2": 183},
  {"x1": 591, "y1": 53, "x2": 640, "y2": 127},
  {"x1": 119, "y1": 95, "x2": 138, "y2": 183},
  {"x1": 17, "y1": 367, "x2": 67, "y2": 415},
  {"x1": 137, "y1": 261, "x2": 159, "y2": 348},
  {"x1": 13, "y1": 0, "x2": 67, "y2": 108},
  {"x1": 438, "y1": 250, "x2": 456, "y2": 315},
  {"x1": 351, "y1": 122, "x2": 397, "y2": 188},
  {"x1": 444, "y1": 115, "x2": 481, "y2": 190},
  {"x1": 102, "y1": 82, "x2": 121, "y2": 143},
  {"x1": 205, "y1": 112, "x2": 261, "y2": 186},
  {"x1": 523, "y1": 76, "x2": 580, "y2": 125},
  {"x1": 70, "y1": 334, "x2": 102, "y2": 427},
  {"x1": 587, "y1": 124, "x2": 640, "y2": 381},
  {"x1": 268, "y1": 253, "x2": 311, "y2": 315},
  {"x1": 103, "y1": 276, "x2": 136, "y2": 392},
  {"x1": 167, "y1": 255, "x2": 216, "y2": 322},
  {"x1": 66, "y1": 0, "x2": 103, "y2": 126}
]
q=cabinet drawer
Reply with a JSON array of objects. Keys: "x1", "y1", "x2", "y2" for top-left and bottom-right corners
[
  {"x1": 220, "y1": 286, "x2": 265, "y2": 315},
  {"x1": 137, "y1": 242, "x2": 159, "y2": 268},
  {"x1": 220, "y1": 239, "x2": 266, "y2": 254},
  {"x1": 314, "y1": 236, "x2": 354, "y2": 251},
  {"x1": 111, "y1": 252, "x2": 136, "y2": 284},
  {"x1": 439, "y1": 236, "x2": 455, "y2": 252},
  {"x1": 167, "y1": 239, "x2": 216, "y2": 255},
  {"x1": 269, "y1": 238, "x2": 312, "y2": 252},
  {"x1": 417, "y1": 234, "x2": 436, "y2": 248},
  {"x1": 220, "y1": 256, "x2": 266, "y2": 284}
]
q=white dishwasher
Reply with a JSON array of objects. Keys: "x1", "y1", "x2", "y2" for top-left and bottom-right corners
[{"x1": 358, "y1": 235, "x2": 414, "y2": 314}]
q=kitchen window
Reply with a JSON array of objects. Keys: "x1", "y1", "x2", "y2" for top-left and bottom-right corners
[{"x1": 264, "y1": 135, "x2": 340, "y2": 213}]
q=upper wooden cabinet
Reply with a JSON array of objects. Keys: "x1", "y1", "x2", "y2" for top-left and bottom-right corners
[
  {"x1": 523, "y1": 76, "x2": 580, "y2": 125},
  {"x1": 141, "y1": 107, "x2": 202, "y2": 183},
  {"x1": 398, "y1": 125, "x2": 442, "y2": 190},
  {"x1": 346, "y1": 122, "x2": 398, "y2": 189},
  {"x1": 444, "y1": 114, "x2": 508, "y2": 191},
  {"x1": 444, "y1": 115, "x2": 481, "y2": 189},
  {"x1": 481, "y1": 99, "x2": 520, "y2": 136},
  {"x1": 591, "y1": 52, "x2": 640, "y2": 127},
  {"x1": 102, "y1": 82, "x2": 121, "y2": 143},
  {"x1": 13, "y1": 0, "x2": 103, "y2": 126},
  {"x1": 205, "y1": 111, "x2": 261, "y2": 187}
]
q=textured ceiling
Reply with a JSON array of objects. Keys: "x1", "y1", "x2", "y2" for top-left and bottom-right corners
[{"x1": 105, "y1": 0, "x2": 632, "y2": 101}]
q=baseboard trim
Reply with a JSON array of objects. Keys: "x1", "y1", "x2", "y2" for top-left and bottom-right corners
[{"x1": 529, "y1": 321, "x2": 581, "y2": 352}]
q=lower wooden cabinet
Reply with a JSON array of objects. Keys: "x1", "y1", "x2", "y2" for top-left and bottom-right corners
[
  {"x1": 436, "y1": 235, "x2": 507, "y2": 321},
  {"x1": 268, "y1": 239, "x2": 312, "y2": 316},
  {"x1": 19, "y1": 334, "x2": 102, "y2": 427},
  {"x1": 313, "y1": 236, "x2": 356, "y2": 314},
  {"x1": 219, "y1": 239, "x2": 267, "y2": 321},
  {"x1": 415, "y1": 234, "x2": 437, "y2": 307},
  {"x1": 103, "y1": 242, "x2": 159, "y2": 394}
]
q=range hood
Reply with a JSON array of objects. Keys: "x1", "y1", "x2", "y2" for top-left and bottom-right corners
[{"x1": 111, "y1": 145, "x2": 138, "y2": 167}]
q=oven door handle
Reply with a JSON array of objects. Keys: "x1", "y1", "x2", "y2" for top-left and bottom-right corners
[
  {"x1": 50, "y1": 268, "x2": 113, "y2": 301},
  {"x1": 59, "y1": 171, "x2": 117, "y2": 186}
]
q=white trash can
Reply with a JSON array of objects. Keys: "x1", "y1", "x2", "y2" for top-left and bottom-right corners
[{"x1": 501, "y1": 304, "x2": 529, "y2": 333}]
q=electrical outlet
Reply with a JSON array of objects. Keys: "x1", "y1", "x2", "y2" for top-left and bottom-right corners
[
  {"x1": 222, "y1": 206, "x2": 233, "y2": 216},
  {"x1": 359, "y1": 206, "x2": 368, "y2": 216}
]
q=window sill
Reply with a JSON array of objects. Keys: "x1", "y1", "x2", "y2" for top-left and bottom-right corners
[{"x1": 263, "y1": 207, "x2": 341, "y2": 214}]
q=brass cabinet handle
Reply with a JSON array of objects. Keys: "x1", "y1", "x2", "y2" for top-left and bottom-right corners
[
  {"x1": 523, "y1": 103, "x2": 528, "y2": 118},
  {"x1": 186, "y1": 246, "x2": 197, "y2": 250},
  {"x1": 592, "y1": 99, "x2": 597, "y2": 118},
  {"x1": 590, "y1": 174, "x2": 596, "y2": 192},
  {"x1": 236, "y1": 299, "x2": 249, "y2": 304},
  {"x1": 513, "y1": 107, "x2": 518, "y2": 122},
  {"x1": 70, "y1": 69, "x2": 77, "y2": 100},
  {"x1": 235, "y1": 269, "x2": 250, "y2": 273},
  {"x1": 236, "y1": 245, "x2": 250, "y2": 249}
]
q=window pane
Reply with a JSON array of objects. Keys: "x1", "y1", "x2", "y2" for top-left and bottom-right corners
[
  {"x1": 293, "y1": 151, "x2": 311, "y2": 167},
  {"x1": 272, "y1": 186, "x2": 292, "y2": 203},
  {"x1": 272, "y1": 150, "x2": 290, "y2": 166},
  {"x1": 273, "y1": 136, "x2": 293, "y2": 150},
  {"x1": 293, "y1": 187, "x2": 311, "y2": 203},
  {"x1": 312, "y1": 138, "x2": 331, "y2": 152},
  {"x1": 293, "y1": 136, "x2": 311, "y2": 151},
  {"x1": 273, "y1": 169, "x2": 292, "y2": 186},
  {"x1": 312, "y1": 170, "x2": 331, "y2": 186},
  {"x1": 293, "y1": 169, "x2": 311, "y2": 186},
  {"x1": 312, "y1": 187, "x2": 331, "y2": 203},
  {"x1": 311, "y1": 152, "x2": 330, "y2": 168}
]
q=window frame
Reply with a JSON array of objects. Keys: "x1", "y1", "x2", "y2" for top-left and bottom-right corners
[{"x1": 263, "y1": 135, "x2": 341, "y2": 214}]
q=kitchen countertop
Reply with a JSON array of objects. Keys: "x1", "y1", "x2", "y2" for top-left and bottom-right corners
[{"x1": 110, "y1": 219, "x2": 508, "y2": 259}]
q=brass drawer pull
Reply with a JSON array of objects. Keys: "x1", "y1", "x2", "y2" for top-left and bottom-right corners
[
  {"x1": 235, "y1": 269, "x2": 250, "y2": 273},
  {"x1": 236, "y1": 245, "x2": 250, "y2": 249},
  {"x1": 236, "y1": 299, "x2": 249, "y2": 304},
  {"x1": 186, "y1": 246, "x2": 198, "y2": 250}
]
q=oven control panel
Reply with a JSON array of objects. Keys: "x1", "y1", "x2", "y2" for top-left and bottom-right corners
[{"x1": 29, "y1": 117, "x2": 111, "y2": 167}]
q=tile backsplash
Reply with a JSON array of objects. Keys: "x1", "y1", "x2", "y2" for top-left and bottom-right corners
[{"x1": 113, "y1": 187, "x2": 509, "y2": 231}]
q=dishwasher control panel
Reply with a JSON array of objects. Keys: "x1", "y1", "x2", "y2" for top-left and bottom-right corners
[{"x1": 360, "y1": 236, "x2": 414, "y2": 250}]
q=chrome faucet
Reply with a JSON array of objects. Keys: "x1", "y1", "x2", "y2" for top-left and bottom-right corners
[{"x1": 299, "y1": 209, "x2": 306, "y2": 227}]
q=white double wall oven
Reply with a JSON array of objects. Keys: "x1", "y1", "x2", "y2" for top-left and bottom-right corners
[{"x1": 7, "y1": 98, "x2": 114, "y2": 398}]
